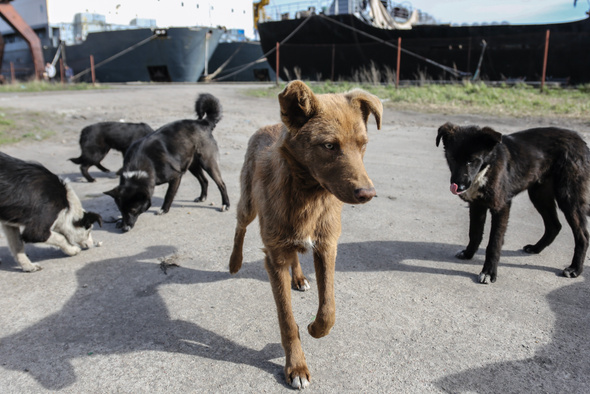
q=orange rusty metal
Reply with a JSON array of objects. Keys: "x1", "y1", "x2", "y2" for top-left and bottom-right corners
[
  {"x1": 540, "y1": 29, "x2": 550, "y2": 91},
  {"x1": 0, "y1": 1, "x2": 45, "y2": 80}
]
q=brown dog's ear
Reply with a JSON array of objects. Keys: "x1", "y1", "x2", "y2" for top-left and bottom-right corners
[
  {"x1": 481, "y1": 126, "x2": 503, "y2": 145},
  {"x1": 346, "y1": 89, "x2": 383, "y2": 130},
  {"x1": 104, "y1": 187, "x2": 120, "y2": 199},
  {"x1": 436, "y1": 122, "x2": 458, "y2": 147},
  {"x1": 278, "y1": 80, "x2": 319, "y2": 130}
]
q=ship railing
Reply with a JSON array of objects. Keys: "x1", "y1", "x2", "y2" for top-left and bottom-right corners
[{"x1": 264, "y1": 1, "x2": 331, "y2": 21}]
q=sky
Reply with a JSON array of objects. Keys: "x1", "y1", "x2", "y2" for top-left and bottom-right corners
[
  {"x1": 46, "y1": 0, "x2": 589, "y2": 26},
  {"x1": 48, "y1": 0, "x2": 253, "y2": 27},
  {"x1": 268, "y1": 0, "x2": 590, "y2": 25}
]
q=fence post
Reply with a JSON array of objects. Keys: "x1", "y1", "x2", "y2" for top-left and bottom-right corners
[
  {"x1": 396, "y1": 37, "x2": 401, "y2": 88},
  {"x1": 540, "y1": 29, "x2": 550, "y2": 91},
  {"x1": 275, "y1": 42, "x2": 280, "y2": 86},
  {"x1": 10, "y1": 62, "x2": 15, "y2": 83},
  {"x1": 90, "y1": 55, "x2": 96, "y2": 86}
]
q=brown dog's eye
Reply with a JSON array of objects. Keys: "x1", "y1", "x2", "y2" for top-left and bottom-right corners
[{"x1": 324, "y1": 143, "x2": 335, "y2": 150}]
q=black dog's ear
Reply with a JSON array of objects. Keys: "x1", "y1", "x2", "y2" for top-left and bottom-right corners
[
  {"x1": 481, "y1": 126, "x2": 503, "y2": 146},
  {"x1": 104, "y1": 187, "x2": 120, "y2": 199},
  {"x1": 75, "y1": 211, "x2": 103, "y2": 229},
  {"x1": 436, "y1": 122, "x2": 458, "y2": 147},
  {"x1": 278, "y1": 80, "x2": 319, "y2": 130}
]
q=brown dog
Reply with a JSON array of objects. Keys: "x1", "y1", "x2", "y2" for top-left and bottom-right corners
[{"x1": 229, "y1": 80, "x2": 382, "y2": 388}]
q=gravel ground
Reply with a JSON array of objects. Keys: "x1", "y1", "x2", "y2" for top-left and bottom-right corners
[{"x1": 0, "y1": 83, "x2": 589, "y2": 393}]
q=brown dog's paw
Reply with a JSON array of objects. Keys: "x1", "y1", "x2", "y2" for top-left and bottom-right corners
[
  {"x1": 307, "y1": 315, "x2": 335, "y2": 338},
  {"x1": 286, "y1": 366, "x2": 310, "y2": 389},
  {"x1": 292, "y1": 277, "x2": 310, "y2": 291},
  {"x1": 229, "y1": 252, "x2": 242, "y2": 274}
]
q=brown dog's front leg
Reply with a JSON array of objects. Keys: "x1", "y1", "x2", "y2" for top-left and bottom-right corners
[
  {"x1": 265, "y1": 250, "x2": 311, "y2": 389},
  {"x1": 308, "y1": 245, "x2": 336, "y2": 338}
]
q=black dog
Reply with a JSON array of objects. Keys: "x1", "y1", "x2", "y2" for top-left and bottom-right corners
[
  {"x1": 69, "y1": 122, "x2": 154, "y2": 182},
  {"x1": 436, "y1": 122, "x2": 590, "y2": 284},
  {"x1": 0, "y1": 151, "x2": 102, "y2": 272},
  {"x1": 104, "y1": 93, "x2": 230, "y2": 232}
]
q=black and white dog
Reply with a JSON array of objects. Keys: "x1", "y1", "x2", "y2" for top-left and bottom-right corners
[
  {"x1": 0, "y1": 152, "x2": 102, "y2": 272},
  {"x1": 105, "y1": 93, "x2": 230, "y2": 232},
  {"x1": 69, "y1": 121, "x2": 154, "y2": 182}
]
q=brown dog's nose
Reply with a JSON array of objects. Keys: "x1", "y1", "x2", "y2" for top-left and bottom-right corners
[{"x1": 354, "y1": 187, "x2": 376, "y2": 203}]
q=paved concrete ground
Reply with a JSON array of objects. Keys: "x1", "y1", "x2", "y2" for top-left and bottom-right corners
[{"x1": 0, "y1": 83, "x2": 589, "y2": 393}]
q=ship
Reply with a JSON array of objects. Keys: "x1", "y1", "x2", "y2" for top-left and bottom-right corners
[
  {"x1": 257, "y1": 0, "x2": 590, "y2": 84},
  {"x1": 45, "y1": 25, "x2": 223, "y2": 83},
  {"x1": 204, "y1": 28, "x2": 276, "y2": 82},
  {"x1": 0, "y1": 0, "x2": 253, "y2": 83}
]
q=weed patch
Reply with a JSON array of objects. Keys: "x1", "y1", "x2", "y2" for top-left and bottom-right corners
[{"x1": 247, "y1": 82, "x2": 590, "y2": 120}]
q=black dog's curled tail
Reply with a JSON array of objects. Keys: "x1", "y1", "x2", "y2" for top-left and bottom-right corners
[{"x1": 195, "y1": 93, "x2": 222, "y2": 126}]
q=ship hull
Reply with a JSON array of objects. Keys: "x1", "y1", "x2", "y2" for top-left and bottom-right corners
[
  {"x1": 3, "y1": 27, "x2": 223, "y2": 82},
  {"x1": 258, "y1": 14, "x2": 590, "y2": 84},
  {"x1": 206, "y1": 41, "x2": 275, "y2": 82}
]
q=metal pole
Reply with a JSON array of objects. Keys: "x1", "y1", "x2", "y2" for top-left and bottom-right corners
[
  {"x1": 90, "y1": 55, "x2": 96, "y2": 86},
  {"x1": 396, "y1": 37, "x2": 401, "y2": 88},
  {"x1": 204, "y1": 31, "x2": 210, "y2": 77},
  {"x1": 331, "y1": 44, "x2": 335, "y2": 81},
  {"x1": 60, "y1": 58, "x2": 64, "y2": 84},
  {"x1": 275, "y1": 42, "x2": 280, "y2": 86},
  {"x1": 541, "y1": 29, "x2": 550, "y2": 91}
]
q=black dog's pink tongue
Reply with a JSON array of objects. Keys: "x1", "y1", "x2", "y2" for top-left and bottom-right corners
[{"x1": 450, "y1": 183, "x2": 459, "y2": 195}]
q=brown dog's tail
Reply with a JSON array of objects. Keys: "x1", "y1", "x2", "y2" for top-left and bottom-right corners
[{"x1": 195, "y1": 93, "x2": 222, "y2": 126}]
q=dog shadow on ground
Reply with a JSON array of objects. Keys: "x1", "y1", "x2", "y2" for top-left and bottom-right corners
[
  {"x1": 0, "y1": 246, "x2": 70, "y2": 271},
  {"x1": 0, "y1": 240, "x2": 575, "y2": 390},
  {"x1": 333, "y1": 241, "x2": 590, "y2": 391},
  {"x1": 172, "y1": 199, "x2": 227, "y2": 212},
  {"x1": 60, "y1": 170, "x2": 118, "y2": 183},
  {"x1": 0, "y1": 246, "x2": 285, "y2": 390},
  {"x1": 435, "y1": 278, "x2": 590, "y2": 392},
  {"x1": 334, "y1": 240, "x2": 563, "y2": 281}
]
